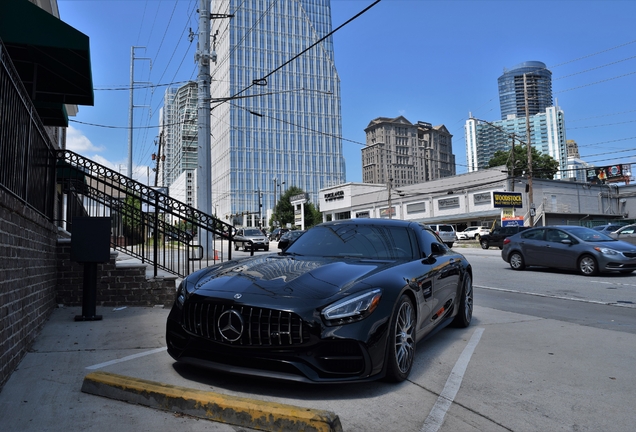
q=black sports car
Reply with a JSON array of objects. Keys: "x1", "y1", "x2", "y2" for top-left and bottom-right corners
[{"x1": 166, "y1": 218, "x2": 473, "y2": 383}]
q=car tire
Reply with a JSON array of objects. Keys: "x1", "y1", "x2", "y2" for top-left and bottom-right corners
[
  {"x1": 384, "y1": 295, "x2": 416, "y2": 383},
  {"x1": 243, "y1": 244, "x2": 249, "y2": 252},
  {"x1": 474, "y1": 234, "x2": 480, "y2": 241},
  {"x1": 509, "y1": 251, "x2": 525, "y2": 270},
  {"x1": 452, "y1": 273, "x2": 473, "y2": 328},
  {"x1": 480, "y1": 239, "x2": 489, "y2": 249},
  {"x1": 234, "y1": 243, "x2": 239, "y2": 251},
  {"x1": 578, "y1": 254, "x2": 599, "y2": 276},
  {"x1": 265, "y1": 246, "x2": 269, "y2": 252}
]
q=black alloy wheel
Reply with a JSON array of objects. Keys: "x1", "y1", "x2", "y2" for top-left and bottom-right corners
[
  {"x1": 480, "y1": 239, "x2": 489, "y2": 249},
  {"x1": 452, "y1": 274, "x2": 473, "y2": 328},
  {"x1": 384, "y1": 295, "x2": 416, "y2": 382}
]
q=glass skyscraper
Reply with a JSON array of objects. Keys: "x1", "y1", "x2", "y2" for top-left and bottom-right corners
[
  {"x1": 209, "y1": 0, "x2": 345, "y2": 226},
  {"x1": 498, "y1": 61, "x2": 553, "y2": 120}
]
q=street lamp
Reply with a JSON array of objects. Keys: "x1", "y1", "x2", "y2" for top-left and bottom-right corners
[{"x1": 273, "y1": 178, "x2": 285, "y2": 208}]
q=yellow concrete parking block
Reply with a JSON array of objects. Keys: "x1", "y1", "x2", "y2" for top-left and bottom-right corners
[{"x1": 81, "y1": 371, "x2": 342, "y2": 432}]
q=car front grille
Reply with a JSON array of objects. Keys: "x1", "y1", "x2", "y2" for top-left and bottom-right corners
[
  {"x1": 622, "y1": 251, "x2": 636, "y2": 258},
  {"x1": 182, "y1": 302, "x2": 310, "y2": 346}
]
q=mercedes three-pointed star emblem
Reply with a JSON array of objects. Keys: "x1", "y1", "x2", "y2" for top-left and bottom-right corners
[{"x1": 217, "y1": 309, "x2": 244, "y2": 342}]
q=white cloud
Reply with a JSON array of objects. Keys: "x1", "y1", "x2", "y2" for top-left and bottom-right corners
[{"x1": 66, "y1": 125, "x2": 104, "y2": 153}]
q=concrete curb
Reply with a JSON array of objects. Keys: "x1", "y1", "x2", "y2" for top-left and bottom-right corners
[{"x1": 81, "y1": 371, "x2": 342, "y2": 432}]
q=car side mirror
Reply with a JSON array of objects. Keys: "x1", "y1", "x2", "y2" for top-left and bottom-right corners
[{"x1": 561, "y1": 239, "x2": 572, "y2": 245}]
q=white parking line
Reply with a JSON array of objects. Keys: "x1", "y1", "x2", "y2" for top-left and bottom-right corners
[
  {"x1": 86, "y1": 347, "x2": 166, "y2": 370},
  {"x1": 421, "y1": 327, "x2": 484, "y2": 432},
  {"x1": 477, "y1": 284, "x2": 636, "y2": 307}
]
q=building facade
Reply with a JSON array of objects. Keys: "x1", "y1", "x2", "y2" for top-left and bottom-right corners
[
  {"x1": 159, "y1": 82, "x2": 198, "y2": 190},
  {"x1": 319, "y1": 167, "x2": 636, "y2": 230},
  {"x1": 465, "y1": 106, "x2": 568, "y2": 176},
  {"x1": 498, "y1": 61, "x2": 553, "y2": 120},
  {"x1": 362, "y1": 116, "x2": 456, "y2": 189},
  {"x1": 209, "y1": 0, "x2": 345, "y2": 226}
]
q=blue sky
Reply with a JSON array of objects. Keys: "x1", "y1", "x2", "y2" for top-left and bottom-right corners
[{"x1": 59, "y1": 0, "x2": 636, "y2": 184}]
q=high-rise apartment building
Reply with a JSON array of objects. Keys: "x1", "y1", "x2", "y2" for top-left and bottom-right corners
[
  {"x1": 362, "y1": 116, "x2": 455, "y2": 189},
  {"x1": 465, "y1": 106, "x2": 567, "y2": 175},
  {"x1": 209, "y1": 0, "x2": 345, "y2": 225},
  {"x1": 498, "y1": 61, "x2": 552, "y2": 120},
  {"x1": 159, "y1": 82, "x2": 198, "y2": 191},
  {"x1": 466, "y1": 61, "x2": 568, "y2": 179},
  {"x1": 565, "y1": 139, "x2": 592, "y2": 182}
]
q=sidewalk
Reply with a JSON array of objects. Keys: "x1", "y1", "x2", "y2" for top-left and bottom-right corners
[{"x1": 0, "y1": 305, "x2": 338, "y2": 432}]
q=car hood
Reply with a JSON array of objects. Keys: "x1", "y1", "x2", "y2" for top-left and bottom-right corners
[
  {"x1": 588, "y1": 239, "x2": 636, "y2": 252},
  {"x1": 187, "y1": 254, "x2": 396, "y2": 300}
]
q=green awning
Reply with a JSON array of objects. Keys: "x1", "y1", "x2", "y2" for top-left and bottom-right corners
[{"x1": 0, "y1": 0, "x2": 94, "y2": 126}]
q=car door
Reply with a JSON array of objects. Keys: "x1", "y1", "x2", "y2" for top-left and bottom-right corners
[
  {"x1": 541, "y1": 228, "x2": 579, "y2": 269},
  {"x1": 517, "y1": 228, "x2": 547, "y2": 266},
  {"x1": 424, "y1": 242, "x2": 461, "y2": 331}
]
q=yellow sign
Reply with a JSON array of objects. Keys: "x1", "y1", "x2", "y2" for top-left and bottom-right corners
[{"x1": 493, "y1": 192, "x2": 523, "y2": 208}]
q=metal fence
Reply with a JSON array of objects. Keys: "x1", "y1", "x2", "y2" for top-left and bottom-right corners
[
  {"x1": 57, "y1": 150, "x2": 238, "y2": 278},
  {"x1": 0, "y1": 40, "x2": 56, "y2": 219}
]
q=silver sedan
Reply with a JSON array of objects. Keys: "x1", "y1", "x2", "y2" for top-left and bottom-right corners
[
  {"x1": 501, "y1": 225, "x2": 636, "y2": 276},
  {"x1": 609, "y1": 224, "x2": 636, "y2": 246}
]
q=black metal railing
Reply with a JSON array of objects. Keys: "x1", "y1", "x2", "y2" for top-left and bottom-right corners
[
  {"x1": 57, "y1": 150, "x2": 237, "y2": 278},
  {"x1": 0, "y1": 40, "x2": 56, "y2": 219}
]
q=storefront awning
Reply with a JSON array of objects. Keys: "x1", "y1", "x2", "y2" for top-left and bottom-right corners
[{"x1": 0, "y1": 0, "x2": 94, "y2": 126}]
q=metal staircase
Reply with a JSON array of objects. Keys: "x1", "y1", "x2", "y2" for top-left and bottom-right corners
[{"x1": 56, "y1": 150, "x2": 236, "y2": 278}]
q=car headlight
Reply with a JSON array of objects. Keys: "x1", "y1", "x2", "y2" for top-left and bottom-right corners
[
  {"x1": 322, "y1": 289, "x2": 382, "y2": 323},
  {"x1": 176, "y1": 281, "x2": 186, "y2": 307},
  {"x1": 594, "y1": 246, "x2": 620, "y2": 255}
]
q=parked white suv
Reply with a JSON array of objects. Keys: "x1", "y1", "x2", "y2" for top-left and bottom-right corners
[
  {"x1": 428, "y1": 224, "x2": 456, "y2": 248},
  {"x1": 457, "y1": 226, "x2": 490, "y2": 240}
]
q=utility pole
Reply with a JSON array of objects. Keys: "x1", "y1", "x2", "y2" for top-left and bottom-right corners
[
  {"x1": 195, "y1": 1, "x2": 233, "y2": 257},
  {"x1": 128, "y1": 46, "x2": 151, "y2": 179},
  {"x1": 387, "y1": 178, "x2": 393, "y2": 219},
  {"x1": 524, "y1": 73, "x2": 534, "y2": 226}
]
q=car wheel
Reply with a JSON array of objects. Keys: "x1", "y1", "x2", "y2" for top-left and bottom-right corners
[
  {"x1": 234, "y1": 243, "x2": 239, "y2": 251},
  {"x1": 265, "y1": 246, "x2": 269, "y2": 252},
  {"x1": 243, "y1": 244, "x2": 249, "y2": 252},
  {"x1": 474, "y1": 234, "x2": 480, "y2": 241},
  {"x1": 480, "y1": 239, "x2": 489, "y2": 249},
  {"x1": 384, "y1": 295, "x2": 416, "y2": 383},
  {"x1": 578, "y1": 254, "x2": 598, "y2": 276},
  {"x1": 509, "y1": 251, "x2": 525, "y2": 270},
  {"x1": 452, "y1": 273, "x2": 473, "y2": 328}
]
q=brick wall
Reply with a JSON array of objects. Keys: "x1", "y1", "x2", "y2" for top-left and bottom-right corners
[
  {"x1": 56, "y1": 239, "x2": 177, "y2": 308},
  {"x1": 0, "y1": 189, "x2": 58, "y2": 390}
]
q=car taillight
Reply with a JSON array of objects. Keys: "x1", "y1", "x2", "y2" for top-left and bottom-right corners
[{"x1": 503, "y1": 238, "x2": 511, "y2": 245}]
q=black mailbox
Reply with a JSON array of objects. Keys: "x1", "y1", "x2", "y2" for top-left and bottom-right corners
[
  {"x1": 71, "y1": 217, "x2": 111, "y2": 263},
  {"x1": 71, "y1": 217, "x2": 111, "y2": 321}
]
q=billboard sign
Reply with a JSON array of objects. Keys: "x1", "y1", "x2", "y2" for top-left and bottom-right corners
[
  {"x1": 493, "y1": 192, "x2": 523, "y2": 208},
  {"x1": 587, "y1": 164, "x2": 631, "y2": 184}
]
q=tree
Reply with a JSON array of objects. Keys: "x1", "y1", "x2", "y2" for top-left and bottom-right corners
[
  {"x1": 488, "y1": 144, "x2": 559, "y2": 180},
  {"x1": 270, "y1": 186, "x2": 322, "y2": 230}
]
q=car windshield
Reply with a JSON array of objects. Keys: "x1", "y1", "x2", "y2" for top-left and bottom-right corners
[
  {"x1": 244, "y1": 229, "x2": 262, "y2": 236},
  {"x1": 284, "y1": 224, "x2": 417, "y2": 259},
  {"x1": 564, "y1": 226, "x2": 615, "y2": 242}
]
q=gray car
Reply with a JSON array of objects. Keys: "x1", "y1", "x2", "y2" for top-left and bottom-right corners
[
  {"x1": 234, "y1": 228, "x2": 270, "y2": 251},
  {"x1": 609, "y1": 224, "x2": 636, "y2": 246},
  {"x1": 501, "y1": 225, "x2": 636, "y2": 276}
]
